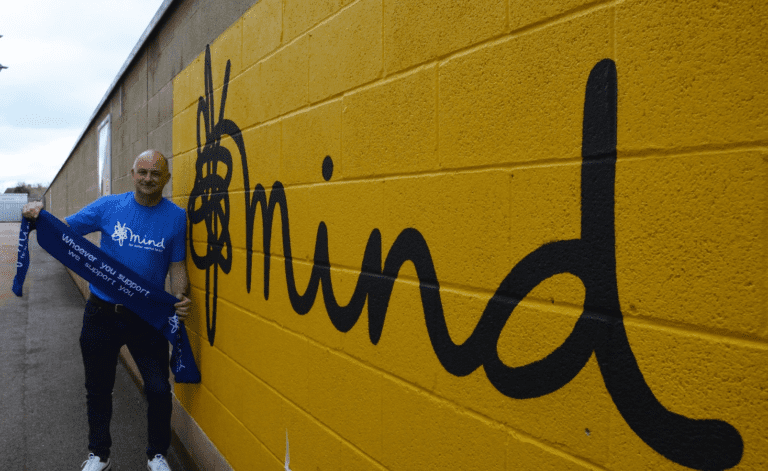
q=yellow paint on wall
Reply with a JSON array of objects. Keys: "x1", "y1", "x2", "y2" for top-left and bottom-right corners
[
  {"x1": 282, "y1": 0, "x2": 352, "y2": 45},
  {"x1": 438, "y1": 7, "x2": 612, "y2": 168},
  {"x1": 612, "y1": 321, "x2": 768, "y2": 471},
  {"x1": 171, "y1": 0, "x2": 768, "y2": 469},
  {"x1": 282, "y1": 100, "x2": 342, "y2": 184},
  {"x1": 383, "y1": 0, "x2": 507, "y2": 74},
  {"x1": 342, "y1": 66, "x2": 438, "y2": 177},
  {"x1": 242, "y1": 0, "x2": 283, "y2": 68},
  {"x1": 257, "y1": 34, "x2": 310, "y2": 122},
  {"x1": 616, "y1": 0, "x2": 768, "y2": 151},
  {"x1": 308, "y1": 0, "x2": 382, "y2": 102},
  {"x1": 209, "y1": 18, "x2": 243, "y2": 80},
  {"x1": 615, "y1": 152, "x2": 767, "y2": 335}
]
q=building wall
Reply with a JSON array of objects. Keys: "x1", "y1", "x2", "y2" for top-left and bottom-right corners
[
  {"x1": 171, "y1": 1, "x2": 767, "y2": 470},
  {"x1": 47, "y1": 122, "x2": 102, "y2": 296},
  {"x1": 0, "y1": 194, "x2": 28, "y2": 222}
]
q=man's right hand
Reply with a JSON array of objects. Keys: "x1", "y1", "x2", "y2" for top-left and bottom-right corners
[{"x1": 22, "y1": 202, "x2": 44, "y2": 220}]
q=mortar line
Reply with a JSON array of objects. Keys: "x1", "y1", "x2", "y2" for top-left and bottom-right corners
[
  {"x1": 379, "y1": 0, "x2": 385, "y2": 79},
  {"x1": 618, "y1": 142, "x2": 768, "y2": 159},
  {"x1": 185, "y1": 323, "x2": 391, "y2": 471},
  {"x1": 611, "y1": 0, "x2": 617, "y2": 59},
  {"x1": 249, "y1": 0, "x2": 365, "y2": 68},
  {"x1": 199, "y1": 0, "x2": 617, "y2": 132},
  {"x1": 435, "y1": 58, "x2": 441, "y2": 170},
  {"x1": 622, "y1": 314, "x2": 768, "y2": 351},
  {"x1": 438, "y1": 0, "x2": 616, "y2": 67},
  {"x1": 178, "y1": 368, "x2": 285, "y2": 469},
  {"x1": 201, "y1": 295, "x2": 609, "y2": 471},
  {"x1": 193, "y1": 141, "x2": 767, "y2": 191},
  {"x1": 190, "y1": 244, "x2": 768, "y2": 351}
]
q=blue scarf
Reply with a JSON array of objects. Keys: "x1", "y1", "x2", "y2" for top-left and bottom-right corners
[
  {"x1": 13, "y1": 211, "x2": 201, "y2": 383},
  {"x1": 12, "y1": 218, "x2": 31, "y2": 297}
]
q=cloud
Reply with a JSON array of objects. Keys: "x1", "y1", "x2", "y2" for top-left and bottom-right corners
[
  {"x1": 0, "y1": 0, "x2": 163, "y2": 190},
  {"x1": 0, "y1": 126, "x2": 81, "y2": 191},
  {"x1": 0, "y1": 1, "x2": 160, "y2": 127}
]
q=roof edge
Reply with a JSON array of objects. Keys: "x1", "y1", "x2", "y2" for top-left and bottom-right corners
[{"x1": 46, "y1": 0, "x2": 180, "y2": 195}]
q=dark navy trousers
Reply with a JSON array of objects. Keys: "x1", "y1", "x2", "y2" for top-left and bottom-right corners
[{"x1": 79, "y1": 296, "x2": 172, "y2": 460}]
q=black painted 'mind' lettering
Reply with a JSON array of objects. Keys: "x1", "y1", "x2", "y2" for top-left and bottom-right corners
[
  {"x1": 187, "y1": 45, "x2": 236, "y2": 346},
  {"x1": 188, "y1": 45, "x2": 743, "y2": 470}
]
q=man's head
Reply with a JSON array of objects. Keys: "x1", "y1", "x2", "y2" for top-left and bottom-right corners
[{"x1": 131, "y1": 150, "x2": 170, "y2": 201}]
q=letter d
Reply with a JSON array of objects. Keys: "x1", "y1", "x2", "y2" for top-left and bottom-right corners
[
  {"x1": 467, "y1": 60, "x2": 618, "y2": 399},
  {"x1": 479, "y1": 59, "x2": 741, "y2": 470}
]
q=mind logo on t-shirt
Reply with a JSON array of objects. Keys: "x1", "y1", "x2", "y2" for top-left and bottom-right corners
[{"x1": 111, "y1": 220, "x2": 166, "y2": 252}]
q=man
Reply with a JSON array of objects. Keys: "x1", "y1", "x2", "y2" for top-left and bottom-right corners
[{"x1": 23, "y1": 150, "x2": 191, "y2": 471}]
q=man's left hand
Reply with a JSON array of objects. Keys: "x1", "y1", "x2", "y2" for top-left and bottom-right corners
[{"x1": 174, "y1": 295, "x2": 192, "y2": 322}]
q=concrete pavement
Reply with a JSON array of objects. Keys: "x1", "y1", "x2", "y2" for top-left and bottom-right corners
[{"x1": 0, "y1": 222, "x2": 169, "y2": 470}]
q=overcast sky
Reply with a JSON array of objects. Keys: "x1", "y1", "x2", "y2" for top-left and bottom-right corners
[{"x1": 0, "y1": 0, "x2": 164, "y2": 193}]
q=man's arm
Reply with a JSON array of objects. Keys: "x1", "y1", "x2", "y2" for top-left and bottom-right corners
[
  {"x1": 170, "y1": 260, "x2": 191, "y2": 321},
  {"x1": 22, "y1": 201, "x2": 68, "y2": 225}
]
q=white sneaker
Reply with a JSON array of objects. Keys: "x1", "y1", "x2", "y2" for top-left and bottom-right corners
[
  {"x1": 81, "y1": 453, "x2": 112, "y2": 471},
  {"x1": 147, "y1": 454, "x2": 172, "y2": 471}
]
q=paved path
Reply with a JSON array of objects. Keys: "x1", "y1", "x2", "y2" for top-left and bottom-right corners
[{"x1": 0, "y1": 223, "x2": 152, "y2": 470}]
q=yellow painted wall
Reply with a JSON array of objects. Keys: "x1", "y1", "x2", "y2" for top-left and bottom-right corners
[{"x1": 172, "y1": 1, "x2": 767, "y2": 470}]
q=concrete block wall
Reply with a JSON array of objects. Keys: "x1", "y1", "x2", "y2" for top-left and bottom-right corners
[
  {"x1": 47, "y1": 118, "x2": 103, "y2": 296},
  {"x1": 171, "y1": 0, "x2": 767, "y2": 470}
]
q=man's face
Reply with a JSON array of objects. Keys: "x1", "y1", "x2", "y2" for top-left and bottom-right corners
[{"x1": 131, "y1": 152, "x2": 170, "y2": 198}]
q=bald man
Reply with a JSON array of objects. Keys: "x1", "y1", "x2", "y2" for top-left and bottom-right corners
[{"x1": 23, "y1": 150, "x2": 189, "y2": 471}]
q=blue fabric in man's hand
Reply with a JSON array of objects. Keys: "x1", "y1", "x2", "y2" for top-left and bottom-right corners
[
  {"x1": 12, "y1": 218, "x2": 31, "y2": 297},
  {"x1": 13, "y1": 211, "x2": 200, "y2": 383}
]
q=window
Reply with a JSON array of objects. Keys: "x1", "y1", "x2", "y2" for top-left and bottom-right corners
[{"x1": 97, "y1": 116, "x2": 111, "y2": 196}]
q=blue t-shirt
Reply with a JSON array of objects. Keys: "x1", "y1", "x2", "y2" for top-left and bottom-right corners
[{"x1": 66, "y1": 192, "x2": 187, "y2": 304}]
